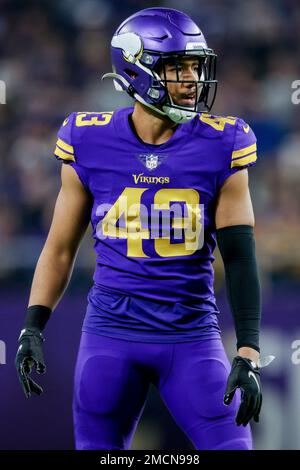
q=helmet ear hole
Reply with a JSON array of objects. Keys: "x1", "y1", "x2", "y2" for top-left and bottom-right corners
[
  {"x1": 153, "y1": 58, "x2": 163, "y2": 75},
  {"x1": 124, "y1": 68, "x2": 138, "y2": 79}
]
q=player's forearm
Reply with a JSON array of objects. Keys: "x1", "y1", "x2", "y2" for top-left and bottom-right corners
[
  {"x1": 28, "y1": 245, "x2": 76, "y2": 310},
  {"x1": 216, "y1": 225, "x2": 261, "y2": 353}
]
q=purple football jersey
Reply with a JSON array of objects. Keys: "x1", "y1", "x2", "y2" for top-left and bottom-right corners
[{"x1": 53, "y1": 108, "x2": 257, "y2": 341}]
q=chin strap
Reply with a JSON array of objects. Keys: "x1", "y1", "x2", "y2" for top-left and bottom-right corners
[
  {"x1": 162, "y1": 95, "x2": 198, "y2": 124},
  {"x1": 102, "y1": 72, "x2": 198, "y2": 124}
]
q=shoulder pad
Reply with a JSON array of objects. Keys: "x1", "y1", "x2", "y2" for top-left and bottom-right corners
[
  {"x1": 231, "y1": 117, "x2": 257, "y2": 169},
  {"x1": 53, "y1": 111, "x2": 114, "y2": 163},
  {"x1": 54, "y1": 112, "x2": 76, "y2": 162}
]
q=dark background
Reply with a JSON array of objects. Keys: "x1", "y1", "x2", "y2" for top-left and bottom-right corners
[{"x1": 1, "y1": 0, "x2": 300, "y2": 449}]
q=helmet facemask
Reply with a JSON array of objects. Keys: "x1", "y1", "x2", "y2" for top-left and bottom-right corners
[{"x1": 152, "y1": 50, "x2": 217, "y2": 123}]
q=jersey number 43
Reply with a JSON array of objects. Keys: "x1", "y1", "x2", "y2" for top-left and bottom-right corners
[{"x1": 96, "y1": 187, "x2": 203, "y2": 258}]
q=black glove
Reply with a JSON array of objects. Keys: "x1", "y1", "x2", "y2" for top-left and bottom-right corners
[
  {"x1": 15, "y1": 327, "x2": 46, "y2": 398},
  {"x1": 224, "y1": 356, "x2": 262, "y2": 426}
]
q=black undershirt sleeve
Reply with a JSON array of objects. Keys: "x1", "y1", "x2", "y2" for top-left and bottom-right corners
[{"x1": 216, "y1": 225, "x2": 261, "y2": 353}]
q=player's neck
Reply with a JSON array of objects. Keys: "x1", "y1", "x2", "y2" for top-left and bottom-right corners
[{"x1": 131, "y1": 101, "x2": 178, "y2": 145}]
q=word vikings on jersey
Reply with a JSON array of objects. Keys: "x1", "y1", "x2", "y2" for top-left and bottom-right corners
[{"x1": 132, "y1": 173, "x2": 170, "y2": 184}]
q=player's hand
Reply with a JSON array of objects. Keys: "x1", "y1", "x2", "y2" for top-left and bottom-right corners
[
  {"x1": 224, "y1": 356, "x2": 262, "y2": 426},
  {"x1": 15, "y1": 327, "x2": 46, "y2": 398}
]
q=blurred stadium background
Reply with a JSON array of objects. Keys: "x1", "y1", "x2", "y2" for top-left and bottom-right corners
[{"x1": 1, "y1": 0, "x2": 300, "y2": 450}]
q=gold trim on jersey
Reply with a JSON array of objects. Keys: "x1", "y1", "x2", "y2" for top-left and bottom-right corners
[
  {"x1": 57, "y1": 138, "x2": 74, "y2": 154},
  {"x1": 231, "y1": 152, "x2": 257, "y2": 168},
  {"x1": 231, "y1": 143, "x2": 257, "y2": 160},
  {"x1": 54, "y1": 146, "x2": 75, "y2": 162}
]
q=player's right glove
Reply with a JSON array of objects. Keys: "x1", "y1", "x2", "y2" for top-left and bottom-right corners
[
  {"x1": 224, "y1": 356, "x2": 262, "y2": 427},
  {"x1": 15, "y1": 327, "x2": 46, "y2": 398}
]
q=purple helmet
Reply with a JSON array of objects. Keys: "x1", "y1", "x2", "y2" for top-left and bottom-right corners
[{"x1": 103, "y1": 7, "x2": 217, "y2": 123}]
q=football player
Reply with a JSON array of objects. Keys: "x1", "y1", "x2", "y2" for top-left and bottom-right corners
[{"x1": 16, "y1": 8, "x2": 268, "y2": 450}]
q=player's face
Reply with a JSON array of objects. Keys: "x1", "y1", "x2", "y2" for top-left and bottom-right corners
[{"x1": 160, "y1": 57, "x2": 202, "y2": 108}]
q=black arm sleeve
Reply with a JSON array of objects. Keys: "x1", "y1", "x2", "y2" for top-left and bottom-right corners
[
  {"x1": 216, "y1": 225, "x2": 261, "y2": 353},
  {"x1": 24, "y1": 305, "x2": 52, "y2": 331}
]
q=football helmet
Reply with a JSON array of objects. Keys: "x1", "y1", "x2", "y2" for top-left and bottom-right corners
[{"x1": 102, "y1": 7, "x2": 217, "y2": 124}]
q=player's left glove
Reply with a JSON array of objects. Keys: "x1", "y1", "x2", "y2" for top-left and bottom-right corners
[
  {"x1": 224, "y1": 356, "x2": 262, "y2": 426},
  {"x1": 15, "y1": 327, "x2": 46, "y2": 398}
]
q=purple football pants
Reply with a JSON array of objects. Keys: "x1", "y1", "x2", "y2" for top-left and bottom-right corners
[{"x1": 73, "y1": 332, "x2": 252, "y2": 450}]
